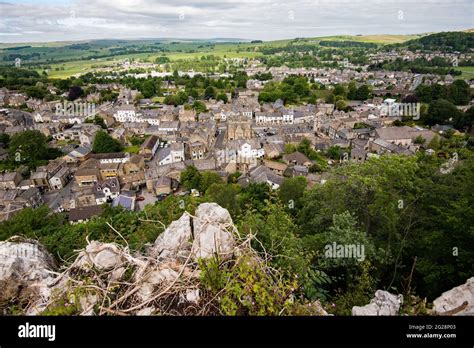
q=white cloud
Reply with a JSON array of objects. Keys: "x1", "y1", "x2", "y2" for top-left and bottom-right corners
[{"x1": 0, "y1": 0, "x2": 472, "y2": 42}]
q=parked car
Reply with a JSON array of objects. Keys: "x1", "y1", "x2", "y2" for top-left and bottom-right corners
[
  {"x1": 156, "y1": 193, "x2": 169, "y2": 201},
  {"x1": 136, "y1": 196, "x2": 145, "y2": 201}
]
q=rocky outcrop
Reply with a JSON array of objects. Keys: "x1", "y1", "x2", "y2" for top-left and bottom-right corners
[
  {"x1": 151, "y1": 203, "x2": 236, "y2": 262},
  {"x1": 0, "y1": 203, "x2": 323, "y2": 316},
  {"x1": 0, "y1": 237, "x2": 57, "y2": 304},
  {"x1": 191, "y1": 203, "x2": 235, "y2": 260},
  {"x1": 72, "y1": 241, "x2": 127, "y2": 271},
  {"x1": 150, "y1": 213, "x2": 192, "y2": 261},
  {"x1": 0, "y1": 203, "x2": 239, "y2": 315},
  {"x1": 433, "y1": 277, "x2": 474, "y2": 315},
  {"x1": 352, "y1": 290, "x2": 403, "y2": 316}
]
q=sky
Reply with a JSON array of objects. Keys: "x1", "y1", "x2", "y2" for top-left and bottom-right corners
[{"x1": 0, "y1": 0, "x2": 473, "y2": 43}]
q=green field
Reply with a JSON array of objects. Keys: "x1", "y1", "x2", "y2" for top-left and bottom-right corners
[
  {"x1": 301, "y1": 34, "x2": 423, "y2": 45},
  {"x1": 1, "y1": 33, "x2": 427, "y2": 79},
  {"x1": 456, "y1": 66, "x2": 474, "y2": 80},
  {"x1": 123, "y1": 145, "x2": 140, "y2": 154}
]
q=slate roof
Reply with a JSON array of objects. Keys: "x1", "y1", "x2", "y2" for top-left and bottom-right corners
[
  {"x1": 69, "y1": 205, "x2": 103, "y2": 222},
  {"x1": 112, "y1": 195, "x2": 135, "y2": 211}
]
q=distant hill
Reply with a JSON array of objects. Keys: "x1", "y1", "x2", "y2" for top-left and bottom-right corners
[{"x1": 387, "y1": 31, "x2": 474, "y2": 52}]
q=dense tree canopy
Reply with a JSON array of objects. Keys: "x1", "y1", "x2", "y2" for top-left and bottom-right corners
[{"x1": 92, "y1": 130, "x2": 123, "y2": 153}]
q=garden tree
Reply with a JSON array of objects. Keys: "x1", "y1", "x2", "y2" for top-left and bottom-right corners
[
  {"x1": 216, "y1": 93, "x2": 228, "y2": 103},
  {"x1": 325, "y1": 93, "x2": 335, "y2": 104},
  {"x1": 238, "y1": 202, "x2": 319, "y2": 293},
  {"x1": 227, "y1": 171, "x2": 242, "y2": 184},
  {"x1": 414, "y1": 135, "x2": 426, "y2": 145},
  {"x1": 99, "y1": 90, "x2": 118, "y2": 103},
  {"x1": 309, "y1": 163, "x2": 323, "y2": 173},
  {"x1": 298, "y1": 153, "x2": 474, "y2": 301},
  {"x1": 205, "y1": 183, "x2": 241, "y2": 216},
  {"x1": 327, "y1": 259, "x2": 377, "y2": 315},
  {"x1": 141, "y1": 80, "x2": 156, "y2": 98},
  {"x1": 234, "y1": 71, "x2": 248, "y2": 88},
  {"x1": 155, "y1": 56, "x2": 170, "y2": 64},
  {"x1": 405, "y1": 155, "x2": 474, "y2": 299},
  {"x1": 85, "y1": 115, "x2": 107, "y2": 129},
  {"x1": 426, "y1": 135, "x2": 440, "y2": 150},
  {"x1": 448, "y1": 79, "x2": 470, "y2": 105},
  {"x1": 186, "y1": 88, "x2": 199, "y2": 99},
  {"x1": 253, "y1": 72, "x2": 273, "y2": 81},
  {"x1": 278, "y1": 176, "x2": 307, "y2": 211},
  {"x1": 303, "y1": 211, "x2": 379, "y2": 301},
  {"x1": 192, "y1": 101, "x2": 207, "y2": 114},
  {"x1": 0, "y1": 133, "x2": 10, "y2": 147},
  {"x1": 258, "y1": 77, "x2": 312, "y2": 105},
  {"x1": 164, "y1": 91, "x2": 188, "y2": 106},
  {"x1": 280, "y1": 87, "x2": 298, "y2": 104},
  {"x1": 92, "y1": 130, "x2": 123, "y2": 153},
  {"x1": 454, "y1": 106, "x2": 474, "y2": 133},
  {"x1": 258, "y1": 83, "x2": 282, "y2": 103},
  {"x1": 326, "y1": 145, "x2": 344, "y2": 160},
  {"x1": 296, "y1": 138, "x2": 318, "y2": 160},
  {"x1": 24, "y1": 85, "x2": 47, "y2": 99},
  {"x1": 355, "y1": 85, "x2": 371, "y2": 100},
  {"x1": 0, "y1": 206, "x2": 68, "y2": 256},
  {"x1": 0, "y1": 206, "x2": 153, "y2": 261},
  {"x1": 238, "y1": 183, "x2": 271, "y2": 212},
  {"x1": 67, "y1": 86, "x2": 84, "y2": 101},
  {"x1": 284, "y1": 143, "x2": 297, "y2": 154},
  {"x1": 293, "y1": 80, "x2": 310, "y2": 98},
  {"x1": 424, "y1": 99, "x2": 462, "y2": 126},
  {"x1": 199, "y1": 171, "x2": 223, "y2": 193},
  {"x1": 402, "y1": 94, "x2": 419, "y2": 104},
  {"x1": 204, "y1": 86, "x2": 216, "y2": 100},
  {"x1": 8, "y1": 130, "x2": 61, "y2": 168},
  {"x1": 416, "y1": 81, "x2": 470, "y2": 105},
  {"x1": 335, "y1": 99, "x2": 347, "y2": 111},
  {"x1": 298, "y1": 155, "x2": 424, "y2": 238},
  {"x1": 347, "y1": 81, "x2": 357, "y2": 100},
  {"x1": 416, "y1": 84, "x2": 449, "y2": 103},
  {"x1": 180, "y1": 166, "x2": 202, "y2": 191},
  {"x1": 307, "y1": 93, "x2": 318, "y2": 104},
  {"x1": 297, "y1": 156, "x2": 424, "y2": 288},
  {"x1": 333, "y1": 84, "x2": 347, "y2": 98}
]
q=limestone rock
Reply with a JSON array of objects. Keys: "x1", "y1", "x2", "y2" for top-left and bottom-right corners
[
  {"x1": 73, "y1": 241, "x2": 124, "y2": 271},
  {"x1": 191, "y1": 203, "x2": 235, "y2": 260},
  {"x1": 79, "y1": 293, "x2": 99, "y2": 316},
  {"x1": 136, "y1": 264, "x2": 180, "y2": 301},
  {"x1": 433, "y1": 277, "x2": 474, "y2": 315},
  {"x1": 110, "y1": 267, "x2": 127, "y2": 283},
  {"x1": 185, "y1": 289, "x2": 200, "y2": 304},
  {"x1": 0, "y1": 237, "x2": 56, "y2": 303},
  {"x1": 136, "y1": 307, "x2": 155, "y2": 316},
  {"x1": 352, "y1": 290, "x2": 403, "y2": 316},
  {"x1": 310, "y1": 301, "x2": 329, "y2": 316},
  {"x1": 151, "y1": 213, "x2": 192, "y2": 260}
]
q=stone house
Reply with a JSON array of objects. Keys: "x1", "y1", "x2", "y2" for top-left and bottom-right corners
[
  {"x1": 0, "y1": 172, "x2": 21, "y2": 189},
  {"x1": 139, "y1": 135, "x2": 160, "y2": 160},
  {"x1": 94, "y1": 178, "x2": 120, "y2": 205}
]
